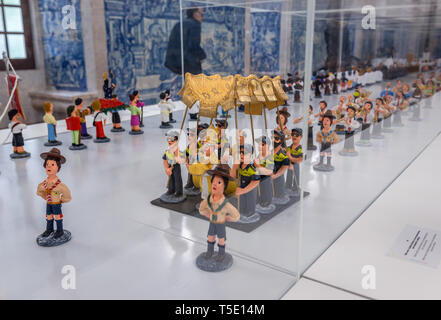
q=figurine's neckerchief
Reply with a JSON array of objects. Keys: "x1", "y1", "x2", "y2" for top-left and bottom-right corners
[
  {"x1": 320, "y1": 129, "x2": 334, "y2": 139},
  {"x1": 43, "y1": 179, "x2": 61, "y2": 203},
  {"x1": 207, "y1": 195, "x2": 228, "y2": 213}
]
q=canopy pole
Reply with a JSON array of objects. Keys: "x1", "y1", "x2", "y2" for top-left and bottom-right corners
[
  {"x1": 263, "y1": 106, "x2": 268, "y2": 130},
  {"x1": 179, "y1": 105, "x2": 189, "y2": 137},
  {"x1": 249, "y1": 113, "x2": 255, "y2": 151}
]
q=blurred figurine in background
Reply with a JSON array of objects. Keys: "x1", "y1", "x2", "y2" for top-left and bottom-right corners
[
  {"x1": 286, "y1": 128, "x2": 304, "y2": 197},
  {"x1": 159, "y1": 91, "x2": 174, "y2": 129},
  {"x1": 275, "y1": 107, "x2": 291, "y2": 144},
  {"x1": 91, "y1": 100, "x2": 111, "y2": 143},
  {"x1": 160, "y1": 131, "x2": 186, "y2": 204},
  {"x1": 165, "y1": 89, "x2": 176, "y2": 124},
  {"x1": 66, "y1": 105, "x2": 86, "y2": 150},
  {"x1": 8, "y1": 109, "x2": 30, "y2": 159},
  {"x1": 74, "y1": 98, "x2": 92, "y2": 140},
  {"x1": 294, "y1": 78, "x2": 303, "y2": 103},
  {"x1": 356, "y1": 101, "x2": 374, "y2": 147},
  {"x1": 197, "y1": 165, "x2": 240, "y2": 270},
  {"x1": 184, "y1": 127, "x2": 202, "y2": 196},
  {"x1": 128, "y1": 91, "x2": 144, "y2": 135},
  {"x1": 338, "y1": 106, "x2": 360, "y2": 156},
  {"x1": 314, "y1": 110, "x2": 339, "y2": 172},
  {"x1": 36, "y1": 148, "x2": 72, "y2": 247},
  {"x1": 307, "y1": 105, "x2": 317, "y2": 151},
  {"x1": 43, "y1": 102, "x2": 62, "y2": 147},
  {"x1": 271, "y1": 130, "x2": 290, "y2": 205},
  {"x1": 103, "y1": 72, "x2": 125, "y2": 133},
  {"x1": 254, "y1": 136, "x2": 276, "y2": 214}
]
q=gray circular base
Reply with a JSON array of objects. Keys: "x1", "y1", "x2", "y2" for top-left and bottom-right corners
[
  {"x1": 36, "y1": 230, "x2": 72, "y2": 247},
  {"x1": 94, "y1": 137, "x2": 111, "y2": 143},
  {"x1": 371, "y1": 134, "x2": 384, "y2": 140},
  {"x1": 129, "y1": 130, "x2": 144, "y2": 135},
  {"x1": 409, "y1": 118, "x2": 422, "y2": 122},
  {"x1": 169, "y1": 120, "x2": 177, "y2": 124},
  {"x1": 160, "y1": 193, "x2": 187, "y2": 204},
  {"x1": 272, "y1": 195, "x2": 290, "y2": 205},
  {"x1": 81, "y1": 135, "x2": 92, "y2": 140},
  {"x1": 69, "y1": 144, "x2": 87, "y2": 151},
  {"x1": 382, "y1": 128, "x2": 394, "y2": 133},
  {"x1": 313, "y1": 163, "x2": 334, "y2": 172},
  {"x1": 339, "y1": 150, "x2": 359, "y2": 157},
  {"x1": 238, "y1": 212, "x2": 261, "y2": 224},
  {"x1": 356, "y1": 140, "x2": 372, "y2": 147},
  {"x1": 392, "y1": 123, "x2": 404, "y2": 127},
  {"x1": 307, "y1": 145, "x2": 318, "y2": 151},
  {"x1": 285, "y1": 188, "x2": 301, "y2": 198},
  {"x1": 184, "y1": 187, "x2": 201, "y2": 196},
  {"x1": 111, "y1": 128, "x2": 125, "y2": 133},
  {"x1": 196, "y1": 252, "x2": 233, "y2": 272},
  {"x1": 44, "y1": 141, "x2": 62, "y2": 147},
  {"x1": 255, "y1": 204, "x2": 276, "y2": 215},
  {"x1": 10, "y1": 152, "x2": 31, "y2": 159},
  {"x1": 160, "y1": 125, "x2": 173, "y2": 129}
]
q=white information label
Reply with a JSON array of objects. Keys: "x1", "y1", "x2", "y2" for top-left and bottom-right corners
[{"x1": 388, "y1": 225, "x2": 441, "y2": 269}]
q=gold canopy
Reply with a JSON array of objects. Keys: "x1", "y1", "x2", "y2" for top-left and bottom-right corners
[{"x1": 178, "y1": 73, "x2": 289, "y2": 117}]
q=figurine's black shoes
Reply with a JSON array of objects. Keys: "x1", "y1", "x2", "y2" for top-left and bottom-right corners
[
  {"x1": 69, "y1": 144, "x2": 87, "y2": 151},
  {"x1": 81, "y1": 134, "x2": 93, "y2": 140},
  {"x1": 94, "y1": 137, "x2": 111, "y2": 143},
  {"x1": 37, "y1": 230, "x2": 72, "y2": 247},
  {"x1": 129, "y1": 130, "x2": 144, "y2": 135},
  {"x1": 196, "y1": 252, "x2": 233, "y2": 272},
  {"x1": 10, "y1": 152, "x2": 31, "y2": 159},
  {"x1": 40, "y1": 230, "x2": 54, "y2": 238},
  {"x1": 44, "y1": 141, "x2": 62, "y2": 147},
  {"x1": 111, "y1": 127, "x2": 125, "y2": 132}
]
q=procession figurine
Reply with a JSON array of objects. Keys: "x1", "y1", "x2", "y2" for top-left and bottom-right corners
[
  {"x1": 43, "y1": 102, "x2": 62, "y2": 147},
  {"x1": 160, "y1": 130, "x2": 186, "y2": 204},
  {"x1": 371, "y1": 98, "x2": 387, "y2": 139},
  {"x1": 91, "y1": 100, "x2": 111, "y2": 143},
  {"x1": 184, "y1": 127, "x2": 202, "y2": 196},
  {"x1": 380, "y1": 82, "x2": 395, "y2": 99},
  {"x1": 74, "y1": 98, "x2": 92, "y2": 140},
  {"x1": 356, "y1": 101, "x2": 374, "y2": 147},
  {"x1": 314, "y1": 110, "x2": 339, "y2": 172},
  {"x1": 159, "y1": 91, "x2": 173, "y2": 129},
  {"x1": 314, "y1": 100, "x2": 328, "y2": 129},
  {"x1": 324, "y1": 75, "x2": 331, "y2": 96},
  {"x1": 424, "y1": 79, "x2": 435, "y2": 98},
  {"x1": 286, "y1": 128, "x2": 304, "y2": 197},
  {"x1": 215, "y1": 119, "x2": 229, "y2": 161},
  {"x1": 164, "y1": 89, "x2": 177, "y2": 124},
  {"x1": 189, "y1": 101, "x2": 200, "y2": 121},
  {"x1": 271, "y1": 130, "x2": 290, "y2": 205},
  {"x1": 231, "y1": 144, "x2": 261, "y2": 223},
  {"x1": 340, "y1": 71, "x2": 347, "y2": 92},
  {"x1": 307, "y1": 105, "x2": 317, "y2": 151},
  {"x1": 103, "y1": 72, "x2": 124, "y2": 133},
  {"x1": 8, "y1": 109, "x2": 30, "y2": 159},
  {"x1": 275, "y1": 106, "x2": 291, "y2": 140},
  {"x1": 36, "y1": 148, "x2": 72, "y2": 247},
  {"x1": 314, "y1": 76, "x2": 323, "y2": 98},
  {"x1": 338, "y1": 106, "x2": 360, "y2": 157},
  {"x1": 332, "y1": 73, "x2": 340, "y2": 94},
  {"x1": 66, "y1": 105, "x2": 87, "y2": 150},
  {"x1": 254, "y1": 136, "x2": 276, "y2": 214},
  {"x1": 137, "y1": 100, "x2": 146, "y2": 128},
  {"x1": 128, "y1": 91, "x2": 144, "y2": 135},
  {"x1": 381, "y1": 95, "x2": 394, "y2": 133},
  {"x1": 196, "y1": 165, "x2": 240, "y2": 272},
  {"x1": 286, "y1": 73, "x2": 294, "y2": 94},
  {"x1": 293, "y1": 79, "x2": 303, "y2": 103},
  {"x1": 281, "y1": 79, "x2": 289, "y2": 93},
  {"x1": 392, "y1": 91, "x2": 407, "y2": 127},
  {"x1": 334, "y1": 96, "x2": 347, "y2": 135}
]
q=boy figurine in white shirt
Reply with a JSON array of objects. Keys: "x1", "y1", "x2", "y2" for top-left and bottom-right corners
[
  {"x1": 8, "y1": 109, "x2": 30, "y2": 158},
  {"x1": 159, "y1": 91, "x2": 173, "y2": 129}
]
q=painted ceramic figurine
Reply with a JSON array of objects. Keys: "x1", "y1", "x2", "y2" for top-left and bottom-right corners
[
  {"x1": 128, "y1": 91, "x2": 144, "y2": 135},
  {"x1": 314, "y1": 100, "x2": 328, "y2": 129},
  {"x1": 324, "y1": 76, "x2": 331, "y2": 96},
  {"x1": 334, "y1": 96, "x2": 347, "y2": 135},
  {"x1": 382, "y1": 95, "x2": 394, "y2": 133},
  {"x1": 392, "y1": 91, "x2": 407, "y2": 127},
  {"x1": 8, "y1": 109, "x2": 30, "y2": 159},
  {"x1": 314, "y1": 110, "x2": 339, "y2": 172},
  {"x1": 286, "y1": 128, "x2": 303, "y2": 197},
  {"x1": 43, "y1": 102, "x2": 62, "y2": 146},
  {"x1": 91, "y1": 100, "x2": 111, "y2": 143},
  {"x1": 371, "y1": 98, "x2": 387, "y2": 139},
  {"x1": 356, "y1": 101, "x2": 374, "y2": 147},
  {"x1": 338, "y1": 106, "x2": 360, "y2": 157},
  {"x1": 314, "y1": 77, "x2": 323, "y2": 98},
  {"x1": 159, "y1": 91, "x2": 173, "y2": 129},
  {"x1": 36, "y1": 148, "x2": 72, "y2": 247},
  {"x1": 271, "y1": 130, "x2": 290, "y2": 205},
  {"x1": 197, "y1": 165, "x2": 240, "y2": 271},
  {"x1": 103, "y1": 72, "x2": 124, "y2": 133},
  {"x1": 160, "y1": 130, "x2": 186, "y2": 204},
  {"x1": 254, "y1": 136, "x2": 276, "y2": 214},
  {"x1": 66, "y1": 104, "x2": 86, "y2": 150},
  {"x1": 231, "y1": 144, "x2": 261, "y2": 223},
  {"x1": 307, "y1": 105, "x2": 317, "y2": 151},
  {"x1": 276, "y1": 107, "x2": 291, "y2": 143},
  {"x1": 164, "y1": 89, "x2": 176, "y2": 124},
  {"x1": 332, "y1": 73, "x2": 340, "y2": 94},
  {"x1": 184, "y1": 127, "x2": 202, "y2": 196},
  {"x1": 74, "y1": 98, "x2": 92, "y2": 140}
]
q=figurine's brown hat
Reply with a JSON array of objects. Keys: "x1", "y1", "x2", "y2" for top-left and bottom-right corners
[
  {"x1": 206, "y1": 164, "x2": 234, "y2": 181},
  {"x1": 278, "y1": 107, "x2": 291, "y2": 119},
  {"x1": 322, "y1": 110, "x2": 335, "y2": 121},
  {"x1": 40, "y1": 148, "x2": 66, "y2": 164}
]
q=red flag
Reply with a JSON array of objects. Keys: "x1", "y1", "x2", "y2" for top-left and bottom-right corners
[{"x1": 7, "y1": 74, "x2": 25, "y2": 120}]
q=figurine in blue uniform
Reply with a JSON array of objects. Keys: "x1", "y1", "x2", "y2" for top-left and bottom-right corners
[
  {"x1": 271, "y1": 130, "x2": 290, "y2": 205},
  {"x1": 286, "y1": 128, "x2": 304, "y2": 197}
]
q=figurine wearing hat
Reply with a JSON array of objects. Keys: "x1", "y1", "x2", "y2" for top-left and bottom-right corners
[
  {"x1": 36, "y1": 148, "x2": 72, "y2": 246},
  {"x1": 293, "y1": 78, "x2": 303, "y2": 103},
  {"x1": 339, "y1": 106, "x2": 360, "y2": 157},
  {"x1": 43, "y1": 102, "x2": 62, "y2": 147},
  {"x1": 231, "y1": 144, "x2": 261, "y2": 223},
  {"x1": 8, "y1": 109, "x2": 30, "y2": 159},
  {"x1": 314, "y1": 110, "x2": 339, "y2": 171},
  {"x1": 184, "y1": 127, "x2": 203, "y2": 196},
  {"x1": 197, "y1": 165, "x2": 240, "y2": 271},
  {"x1": 272, "y1": 130, "x2": 290, "y2": 205},
  {"x1": 356, "y1": 101, "x2": 375, "y2": 147},
  {"x1": 160, "y1": 130, "x2": 186, "y2": 203},
  {"x1": 286, "y1": 128, "x2": 304, "y2": 197},
  {"x1": 254, "y1": 136, "x2": 276, "y2": 214}
]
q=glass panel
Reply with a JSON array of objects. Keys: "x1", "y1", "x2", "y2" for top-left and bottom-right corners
[
  {"x1": 3, "y1": 0, "x2": 21, "y2": 5},
  {"x1": 7, "y1": 34, "x2": 26, "y2": 58},
  {"x1": 0, "y1": 34, "x2": 7, "y2": 55},
  {"x1": 0, "y1": 9, "x2": 4, "y2": 32},
  {"x1": 4, "y1": 6, "x2": 24, "y2": 32}
]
